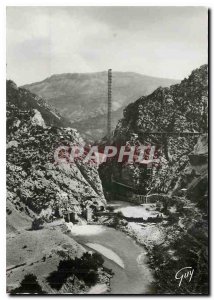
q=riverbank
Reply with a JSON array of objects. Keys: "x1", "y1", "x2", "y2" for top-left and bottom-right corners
[
  {"x1": 104, "y1": 197, "x2": 208, "y2": 294},
  {"x1": 65, "y1": 222, "x2": 154, "y2": 294},
  {"x1": 6, "y1": 210, "x2": 113, "y2": 295}
]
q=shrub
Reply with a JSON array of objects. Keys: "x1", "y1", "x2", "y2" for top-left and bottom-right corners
[
  {"x1": 31, "y1": 217, "x2": 44, "y2": 230},
  {"x1": 6, "y1": 208, "x2": 12, "y2": 215},
  {"x1": 107, "y1": 206, "x2": 114, "y2": 212},
  {"x1": 111, "y1": 211, "x2": 124, "y2": 228},
  {"x1": 46, "y1": 252, "x2": 104, "y2": 290},
  {"x1": 83, "y1": 270, "x2": 98, "y2": 286},
  {"x1": 11, "y1": 274, "x2": 45, "y2": 294}
]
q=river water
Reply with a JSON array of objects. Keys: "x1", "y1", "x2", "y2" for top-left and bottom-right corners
[{"x1": 69, "y1": 200, "x2": 154, "y2": 294}]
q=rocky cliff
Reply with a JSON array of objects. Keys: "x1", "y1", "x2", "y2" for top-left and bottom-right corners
[
  {"x1": 147, "y1": 133, "x2": 208, "y2": 294},
  {"x1": 99, "y1": 64, "x2": 208, "y2": 294},
  {"x1": 6, "y1": 80, "x2": 110, "y2": 294},
  {"x1": 100, "y1": 64, "x2": 208, "y2": 195},
  {"x1": 7, "y1": 80, "x2": 106, "y2": 223}
]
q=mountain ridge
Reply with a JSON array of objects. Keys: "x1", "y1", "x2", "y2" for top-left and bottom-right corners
[
  {"x1": 22, "y1": 71, "x2": 179, "y2": 141},
  {"x1": 22, "y1": 71, "x2": 180, "y2": 86}
]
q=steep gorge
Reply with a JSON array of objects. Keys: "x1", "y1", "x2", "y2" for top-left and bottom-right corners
[
  {"x1": 99, "y1": 64, "x2": 208, "y2": 196},
  {"x1": 98, "y1": 64, "x2": 208, "y2": 294},
  {"x1": 6, "y1": 64, "x2": 208, "y2": 294}
]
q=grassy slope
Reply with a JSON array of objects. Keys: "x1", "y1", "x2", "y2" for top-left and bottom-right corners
[{"x1": 7, "y1": 202, "x2": 86, "y2": 293}]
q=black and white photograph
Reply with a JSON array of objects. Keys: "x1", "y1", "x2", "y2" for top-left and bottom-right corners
[{"x1": 5, "y1": 5, "x2": 208, "y2": 295}]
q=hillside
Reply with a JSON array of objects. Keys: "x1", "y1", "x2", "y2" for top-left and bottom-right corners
[
  {"x1": 22, "y1": 72, "x2": 179, "y2": 141},
  {"x1": 99, "y1": 64, "x2": 208, "y2": 294},
  {"x1": 7, "y1": 81, "x2": 71, "y2": 128},
  {"x1": 7, "y1": 80, "x2": 106, "y2": 215},
  {"x1": 71, "y1": 107, "x2": 124, "y2": 143},
  {"x1": 114, "y1": 65, "x2": 208, "y2": 141},
  {"x1": 100, "y1": 65, "x2": 208, "y2": 192},
  {"x1": 6, "y1": 80, "x2": 108, "y2": 293}
]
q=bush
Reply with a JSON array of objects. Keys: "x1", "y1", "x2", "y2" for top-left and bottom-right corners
[
  {"x1": 46, "y1": 252, "x2": 104, "y2": 290},
  {"x1": 6, "y1": 208, "x2": 12, "y2": 215},
  {"x1": 83, "y1": 270, "x2": 98, "y2": 286},
  {"x1": 107, "y1": 206, "x2": 114, "y2": 212},
  {"x1": 11, "y1": 274, "x2": 45, "y2": 294},
  {"x1": 31, "y1": 217, "x2": 44, "y2": 230},
  {"x1": 111, "y1": 211, "x2": 124, "y2": 228}
]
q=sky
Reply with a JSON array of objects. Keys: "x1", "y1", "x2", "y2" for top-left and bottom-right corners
[{"x1": 7, "y1": 6, "x2": 208, "y2": 86}]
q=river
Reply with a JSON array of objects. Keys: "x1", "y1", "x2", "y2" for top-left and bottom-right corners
[{"x1": 69, "y1": 200, "x2": 154, "y2": 294}]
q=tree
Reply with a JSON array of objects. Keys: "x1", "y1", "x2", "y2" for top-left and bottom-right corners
[
  {"x1": 46, "y1": 252, "x2": 105, "y2": 290},
  {"x1": 11, "y1": 274, "x2": 45, "y2": 294}
]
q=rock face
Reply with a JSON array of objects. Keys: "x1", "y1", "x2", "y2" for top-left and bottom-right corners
[
  {"x1": 7, "y1": 80, "x2": 72, "y2": 128},
  {"x1": 22, "y1": 71, "x2": 179, "y2": 141},
  {"x1": 7, "y1": 80, "x2": 106, "y2": 221},
  {"x1": 115, "y1": 65, "x2": 207, "y2": 139},
  {"x1": 186, "y1": 134, "x2": 208, "y2": 204},
  {"x1": 6, "y1": 80, "x2": 110, "y2": 294},
  {"x1": 99, "y1": 64, "x2": 208, "y2": 294},
  {"x1": 146, "y1": 132, "x2": 208, "y2": 294},
  {"x1": 100, "y1": 64, "x2": 208, "y2": 195}
]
